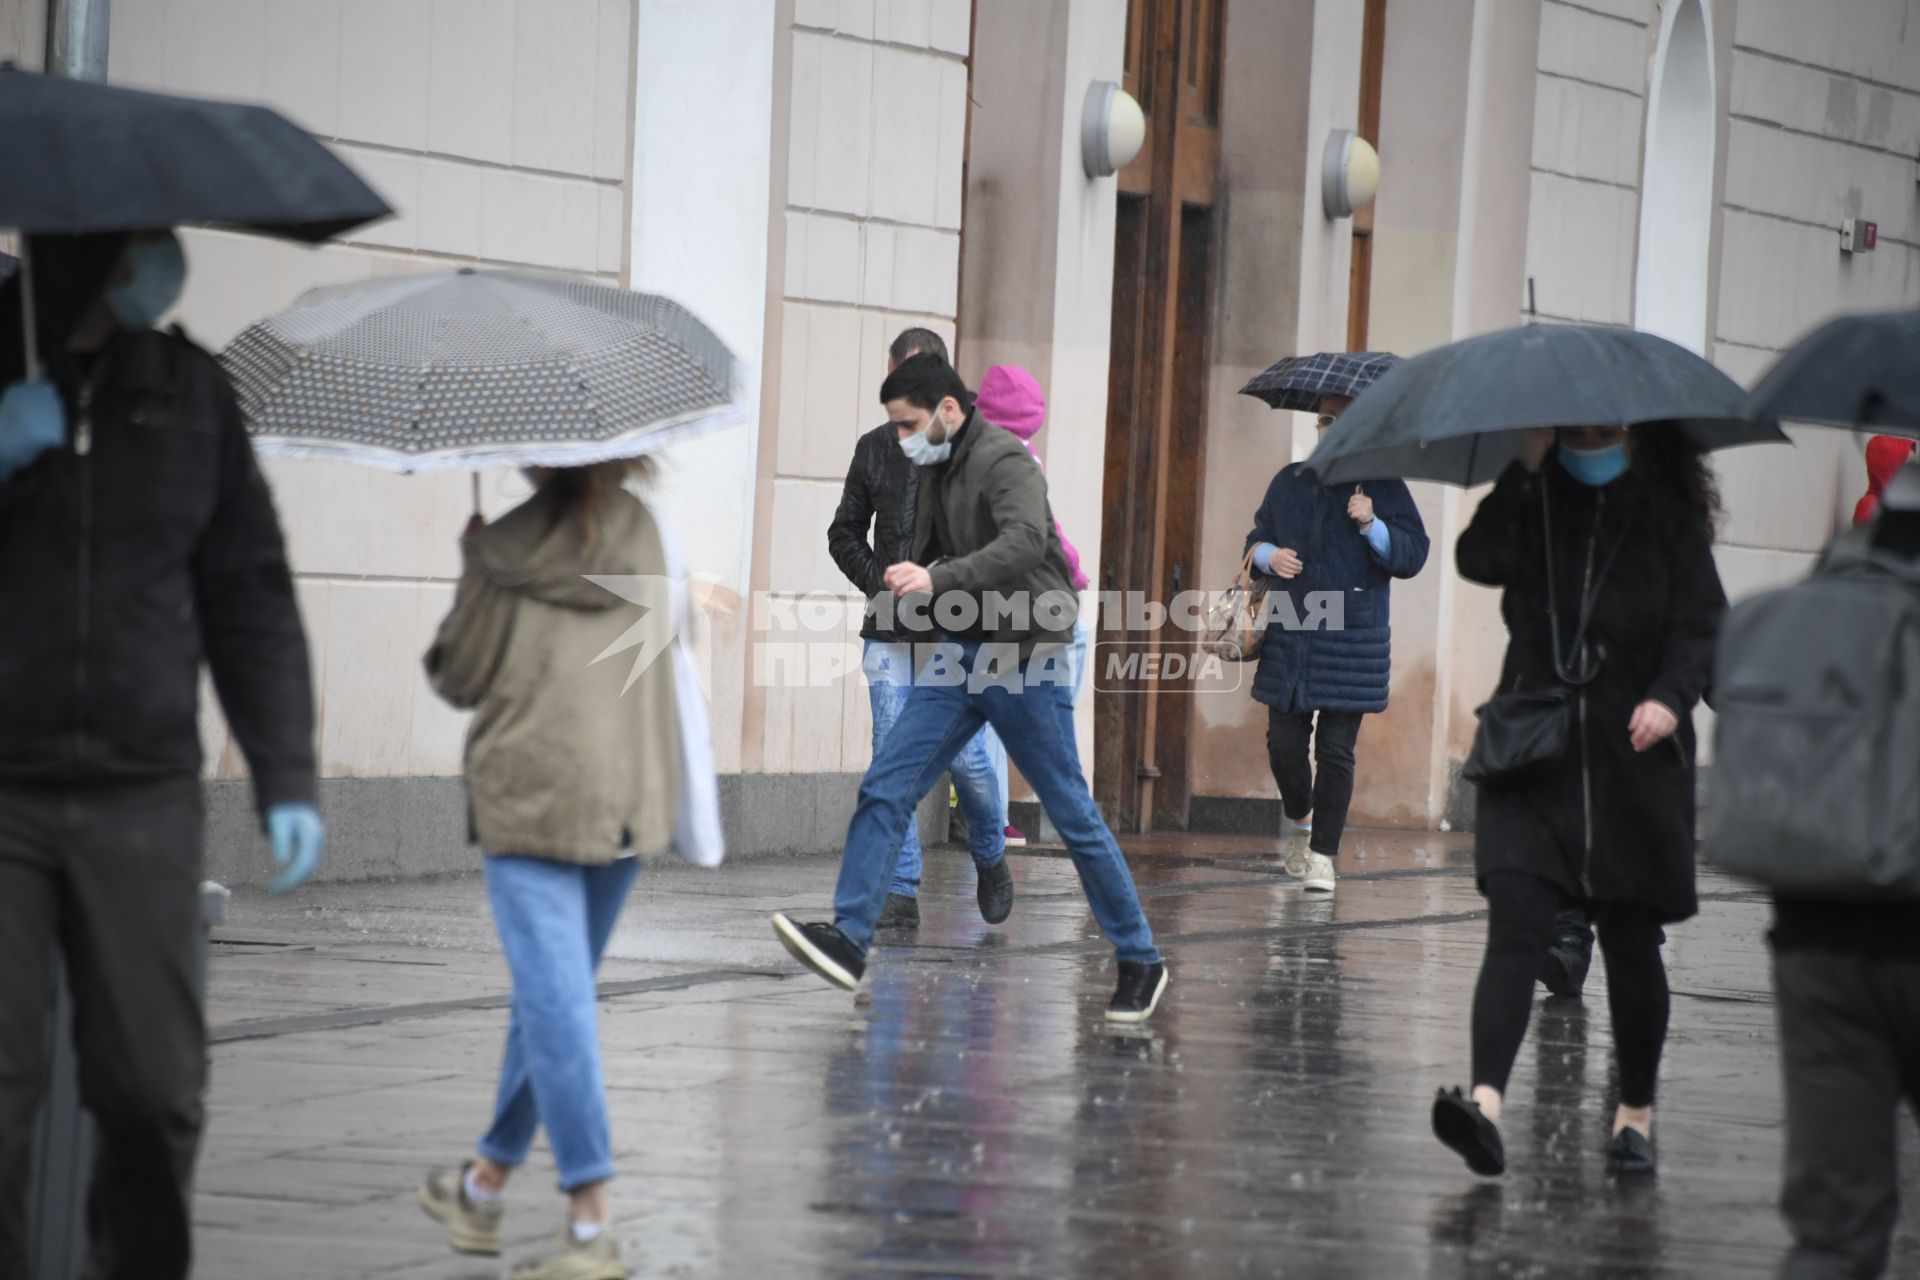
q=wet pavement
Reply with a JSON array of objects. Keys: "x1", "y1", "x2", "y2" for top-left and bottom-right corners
[{"x1": 193, "y1": 830, "x2": 1920, "y2": 1279}]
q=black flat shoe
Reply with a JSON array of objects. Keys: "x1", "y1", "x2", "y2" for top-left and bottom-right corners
[
  {"x1": 1432, "y1": 1088, "x2": 1506, "y2": 1177},
  {"x1": 1607, "y1": 1126, "x2": 1657, "y2": 1177}
]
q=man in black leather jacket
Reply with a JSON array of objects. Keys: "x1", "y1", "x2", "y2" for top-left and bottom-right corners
[{"x1": 826, "y1": 329, "x2": 1006, "y2": 931}]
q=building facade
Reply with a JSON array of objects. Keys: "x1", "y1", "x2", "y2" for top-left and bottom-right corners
[{"x1": 3, "y1": 0, "x2": 1914, "y2": 878}]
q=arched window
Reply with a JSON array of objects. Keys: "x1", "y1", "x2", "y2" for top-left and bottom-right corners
[{"x1": 1635, "y1": 0, "x2": 1716, "y2": 354}]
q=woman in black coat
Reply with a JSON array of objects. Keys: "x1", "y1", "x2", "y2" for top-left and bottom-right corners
[{"x1": 1431, "y1": 423, "x2": 1726, "y2": 1180}]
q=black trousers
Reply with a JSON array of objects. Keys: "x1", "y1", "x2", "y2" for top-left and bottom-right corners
[
  {"x1": 1264, "y1": 708, "x2": 1363, "y2": 856},
  {"x1": 1471, "y1": 871, "x2": 1669, "y2": 1107},
  {"x1": 0, "y1": 778, "x2": 207, "y2": 1280},
  {"x1": 1774, "y1": 949, "x2": 1920, "y2": 1279}
]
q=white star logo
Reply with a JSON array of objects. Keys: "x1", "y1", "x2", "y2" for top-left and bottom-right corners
[{"x1": 583, "y1": 574, "x2": 682, "y2": 693}]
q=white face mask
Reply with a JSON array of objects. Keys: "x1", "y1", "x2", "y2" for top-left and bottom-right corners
[{"x1": 898, "y1": 405, "x2": 954, "y2": 466}]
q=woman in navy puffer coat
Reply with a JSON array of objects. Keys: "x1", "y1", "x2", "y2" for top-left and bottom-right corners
[{"x1": 1244, "y1": 399, "x2": 1429, "y2": 891}]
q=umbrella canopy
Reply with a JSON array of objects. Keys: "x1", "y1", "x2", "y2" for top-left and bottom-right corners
[
  {"x1": 1305, "y1": 322, "x2": 1786, "y2": 487},
  {"x1": 1743, "y1": 308, "x2": 1920, "y2": 434},
  {"x1": 0, "y1": 67, "x2": 390, "y2": 241},
  {"x1": 221, "y1": 269, "x2": 747, "y2": 472},
  {"x1": 1240, "y1": 350, "x2": 1400, "y2": 411}
]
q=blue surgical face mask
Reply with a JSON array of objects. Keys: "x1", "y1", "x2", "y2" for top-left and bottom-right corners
[
  {"x1": 1558, "y1": 441, "x2": 1629, "y2": 487},
  {"x1": 106, "y1": 233, "x2": 187, "y2": 330},
  {"x1": 898, "y1": 407, "x2": 954, "y2": 467}
]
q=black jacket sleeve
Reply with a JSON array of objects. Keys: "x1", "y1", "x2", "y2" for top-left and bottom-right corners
[
  {"x1": 193, "y1": 377, "x2": 317, "y2": 816},
  {"x1": 828, "y1": 435, "x2": 885, "y2": 597},
  {"x1": 1456, "y1": 463, "x2": 1541, "y2": 587},
  {"x1": 1644, "y1": 511, "x2": 1727, "y2": 717}
]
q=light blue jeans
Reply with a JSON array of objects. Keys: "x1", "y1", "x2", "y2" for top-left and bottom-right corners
[
  {"x1": 477, "y1": 854, "x2": 640, "y2": 1190},
  {"x1": 865, "y1": 639, "x2": 1005, "y2": 897},
  {"x1": 984, "y1": 617, "x2": 1090, "y2": 828}
]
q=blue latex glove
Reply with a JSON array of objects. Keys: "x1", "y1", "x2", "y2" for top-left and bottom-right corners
[
  {"x1": 0, "y1": 380, "x2": 67, "y2": 480},
  {"x1": 267, "y1": 803, "x2": 326, "y2": 894}
]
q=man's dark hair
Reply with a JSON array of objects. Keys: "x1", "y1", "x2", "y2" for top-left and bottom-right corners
[
  {"x1": 880, "y1": 352, "x2": 972, "y2": 413},
  {"x1": 888, "y1": 326, "x2": 949, "y2": 366}
]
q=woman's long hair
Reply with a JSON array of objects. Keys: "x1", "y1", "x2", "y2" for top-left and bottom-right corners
[
  {"x1": 538, "y1": 457, "x2": 652, "y2": 550},
  {"x1": 1630, "y1": 424, "x2": 1722, "y2": 532}
]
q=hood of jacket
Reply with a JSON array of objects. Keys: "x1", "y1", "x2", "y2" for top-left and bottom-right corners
[
  {"x1": 975, "y1": 364, "x2": 1046, "y2": 441},
  {"x1": 467, "y1": 483, "x2": 654, "y2": 610}
]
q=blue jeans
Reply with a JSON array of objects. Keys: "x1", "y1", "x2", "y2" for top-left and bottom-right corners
[
  {"x1": 986, "y1": 618, "x2": 1089, "y2": 828},
  {"x1": 864, "y1": 639, "x2": 1005, "y2": 897},
  {"x1": 477, "y1": 854, "x2": 640, "y2": 1191},
  {"x1": 835, "y1": 641, "x2": 1159, "y2": 964}
]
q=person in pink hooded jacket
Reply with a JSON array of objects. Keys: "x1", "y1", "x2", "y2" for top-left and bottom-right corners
[{"x1": 972, "y1": 364, "x2": 1094, "y2": 846}]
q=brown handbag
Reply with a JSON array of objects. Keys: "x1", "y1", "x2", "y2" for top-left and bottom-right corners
[{"x1": 1202, "y1": 546, "x2": 1271, "y2": 662}]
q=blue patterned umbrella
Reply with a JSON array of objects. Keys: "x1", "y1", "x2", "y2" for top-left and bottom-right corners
[
  {"x1": 221, "y1": 268, "x2": 746, "y2": 472},
  {"x1": 1240, "y1": 351, "x2": 1401, "y2": 412}
]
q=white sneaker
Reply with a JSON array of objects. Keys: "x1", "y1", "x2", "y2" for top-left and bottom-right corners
[{"x1": 1303, "y1": 853, "x2": 1336, "y2": 894}]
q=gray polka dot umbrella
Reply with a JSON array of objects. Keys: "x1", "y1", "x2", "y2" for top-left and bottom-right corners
[{"x1": 221, "y1": 268, "x2": 745, "y2": 472}]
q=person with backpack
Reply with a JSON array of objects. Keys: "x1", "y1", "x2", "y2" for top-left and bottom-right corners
[
  {"x1": 1705, "y1": 489, "x2": 1920, "y2": 1279},
  {"x1": 1432, "y1": 423, "x2": 1726, "y2": 1180}
]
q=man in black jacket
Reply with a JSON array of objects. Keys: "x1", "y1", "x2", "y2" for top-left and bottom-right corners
[
  {"x1": 0, "y1": 232, "x2": 323, "y2": 1280},
  {"x1": 827, "y1": 328, "x2": 1007, "y2": 932}
]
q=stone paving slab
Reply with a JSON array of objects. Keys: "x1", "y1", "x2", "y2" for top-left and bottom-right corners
[{"x1": 178, "y1": 833, "x2": 1920, "y2": 1278}]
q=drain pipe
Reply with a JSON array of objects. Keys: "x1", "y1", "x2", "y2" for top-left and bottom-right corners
[{"x1": 45, "y1": 0, "x2": 110, "y2": 80}]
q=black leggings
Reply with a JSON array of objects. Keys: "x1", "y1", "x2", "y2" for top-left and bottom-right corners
[{"x1": 1471, "y1": 871, "x2": 1670, "y2": 1108}]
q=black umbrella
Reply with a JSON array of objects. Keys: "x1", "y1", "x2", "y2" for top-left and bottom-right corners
[
  {"x1": 1305, "y1": 322, "x2": 1787, "y2": 487},
  {"x1": 1241, "y1": 350, "x2": 1400, "y2": 411},
  {"x1": 1743, "y1": 309, "x2": 1920, "y2": 434},
  {"x1": 0, "y1": 67, "x2": 390, "y2": 241},
  {"x1": 0, "y1": 67, "x2": 390, "y2": 375}
]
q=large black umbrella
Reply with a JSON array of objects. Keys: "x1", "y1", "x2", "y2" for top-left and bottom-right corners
[
  {"x1": 1744, "y1": 309, "x2": 1920, "y2": 434},
  {"x1": 1305, "y1": 322, "x2": 1786, "y2": 486},
  {"x1": 0, "y1": 67, "x2": 390, "y2": 241}
]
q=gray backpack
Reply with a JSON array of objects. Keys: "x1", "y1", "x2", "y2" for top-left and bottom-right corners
[{"x1": 1703, "y1": 529, "x2": 1920, "y2": 900}]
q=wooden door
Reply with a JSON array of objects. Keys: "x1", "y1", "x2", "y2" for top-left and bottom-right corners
[{"x1": 1095, "y1": 0, "x2": 1223, "y2": 833}]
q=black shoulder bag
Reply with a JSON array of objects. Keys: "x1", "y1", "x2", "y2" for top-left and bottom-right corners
[{"x1": 1461, "y1": 478, "x2": 1622, "y2": 788}]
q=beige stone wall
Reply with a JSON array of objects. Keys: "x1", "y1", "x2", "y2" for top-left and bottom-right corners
[
  {"x1": 741, "y1": 0, "x2": 973, "y2": 775},
  {"x1": 82, "y1": 0, "x2": 637, "y2": 784}
]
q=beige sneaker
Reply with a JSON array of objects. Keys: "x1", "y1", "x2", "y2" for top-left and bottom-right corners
[
  {"x1": 1281, "y1": 828, "x2": 1310, "y2": 878},
  {"x1": 1303, "y1": 852, "x2": 1337, "y2": 894},
  {"x1": 418, "y1": 1163, "x2": 503, "y2": 1255},
  {"x1": 511, "y1": 1222, "x2": 628, "y2": 1280}
]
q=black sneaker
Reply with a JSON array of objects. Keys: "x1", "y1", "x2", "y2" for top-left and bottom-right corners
[
  {"x1": 1105, "y1": 960, "x2": 1169, "y2": 1024},
  {"x1": 1538, "y1": 928, "x2": 1593, "y2": 998},
  {"x1": 877, "y1": 893, "x2": 920, "y2": 930},
  {"x1": 976, "y1": 858, "x2": 1015, "y2": 925},
  {"x1": 771, "y1": 913, "x2": 865, "y2": 991}
]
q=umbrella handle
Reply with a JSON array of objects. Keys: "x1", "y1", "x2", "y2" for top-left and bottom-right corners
[{"x1": 18, "y1": 240, "x2": 37, "y2": 378}]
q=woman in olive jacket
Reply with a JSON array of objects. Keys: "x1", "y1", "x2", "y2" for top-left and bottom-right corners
[
  {"x1": 414, "y1": 461, "x2": 720, "y2": 1280},
  {"x1": 1431, "y1": 424, "x2": 1726, "y2": 1181}
]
